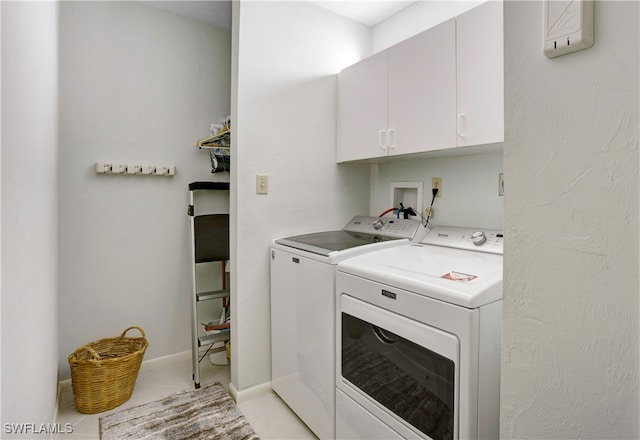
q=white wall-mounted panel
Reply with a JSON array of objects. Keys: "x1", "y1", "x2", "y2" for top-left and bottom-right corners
[{"x1": 543, "y1": 0, "x2": 594, "y2": 58}]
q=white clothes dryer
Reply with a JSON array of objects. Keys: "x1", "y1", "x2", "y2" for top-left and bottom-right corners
[
  {"x1": 270, "y1": 216, "x2": 421, "y2": 440},
  {"x1": 335, "y1": 226, "x2": 503, "y2": 440}
]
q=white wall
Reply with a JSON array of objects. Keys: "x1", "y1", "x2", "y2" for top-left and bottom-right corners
[
  {"x1": 1, "y1": 0, "x2": 3, "y2": 424},
  {"x1": 232, "y1": 0, "x2": 371, "y2": 391},
  {"x1": 370, "y1": 151, "x2": 503, "y2": 229},
  {"x1": 502, "y1": 1, "x2": 639, "y2": 437},
  {"x1": 1, "y1": 0, "x2": 59, "y2": 433},
  {"x1": 58, "y1": 1, "x2": 231, "y2": 378}
]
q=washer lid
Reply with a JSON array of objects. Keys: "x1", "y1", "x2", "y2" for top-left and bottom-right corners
[
  {"x1": 337, "y1": 243, "x2": 503, "y2": 308},
  {"x1": 274, "y1": 216, "x2": 420, "y2": 257},
  {"x1": 274, "y1": 230, "x2": 381, "y2": 257}
]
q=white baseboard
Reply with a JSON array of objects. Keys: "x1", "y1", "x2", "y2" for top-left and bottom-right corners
[
  {"x1": 52, "y1": 378, "x2": 62, "y2": 439},
  {"x1": 228, "y1": 381, "x2": 273, "y2": 404},
  {"x1": 139, "y1": 350, "x2": 191, "y2": 370}
]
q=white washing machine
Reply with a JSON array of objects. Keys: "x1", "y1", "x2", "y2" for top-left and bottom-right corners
[
  {"x1": 270, "y1": 216, "x2": 421, "y2": 440},
  {"x1": 335, "y1": 226, "x2": 503, "y2": 440}
]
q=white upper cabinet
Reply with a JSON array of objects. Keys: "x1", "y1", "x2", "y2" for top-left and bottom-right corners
[
  {"x1": 337, "y1": 1, "x2": 504, "y2": 163},
  {"x1": 388, "y1": 18, "x2": 456, "y2": 156},
  {"x1": 456, "y1": 0, "x2": 504, "y2": 147},
  {"x1": 337, "y1": 51, "x2": 388, "y2": 162},
  {"x1": 337, "y1": 19, "x2": 455, "y2": 162}
]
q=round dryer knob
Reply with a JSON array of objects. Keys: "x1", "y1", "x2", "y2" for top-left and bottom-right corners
[
  {"x1": 471, "y1": 231, "x2": 487, "y2": 245},
  {"x1": 372, "y1": 219, "x2": 384, "y2": 230}
]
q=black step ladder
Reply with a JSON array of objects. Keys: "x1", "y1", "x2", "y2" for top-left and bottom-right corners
[{"x1": 187, "y1": 181, "x2": 230, "y2": 389}]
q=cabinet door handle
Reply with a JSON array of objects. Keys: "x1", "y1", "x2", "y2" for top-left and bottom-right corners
[
  {"x1": 378, "y1": 130, "x2": 387, "y2": 150},
  {"x1": 457, "y1": 114, "x2": 466, "y2": 138},
  {"x1": 387, "y1": 129, "x2": 395, "y2": 150}
]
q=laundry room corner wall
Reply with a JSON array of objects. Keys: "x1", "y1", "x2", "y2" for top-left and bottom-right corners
[
  {"x1": 58, "y1": 2, "x2": 231, "y2": 378},
  {"x1": 232, "y1": 1, "x2": 371, "y2": 391},
  {"x1": 1, "y1": 0, "x2": 59, "y2": 431},
  {"x1": 502, "y1": 1, "x2": 639, "y2": 437}
]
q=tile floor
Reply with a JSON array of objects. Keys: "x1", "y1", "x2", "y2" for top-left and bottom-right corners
[{"x1": 55, "y1": 351, "x2": 316, "y2": 439}]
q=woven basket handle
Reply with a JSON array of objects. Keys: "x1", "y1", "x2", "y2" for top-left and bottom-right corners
[
  {"x1": 117, "y1": 326, "x2": 146, "y2": 341},
  {"x1": 70, "y1": 346, "x2": 102, "y2": 363}
]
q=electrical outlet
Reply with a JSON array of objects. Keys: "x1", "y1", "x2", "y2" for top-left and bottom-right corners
[
  {"x1": 432, "y1": 177, "x2": 442, "y2": 197},
  {"x1": 256, "y1": 175, "x2": 268, "y2": 194},
  {"x1": 499, "y1": 173, "x2": 504, "y2": 196}
]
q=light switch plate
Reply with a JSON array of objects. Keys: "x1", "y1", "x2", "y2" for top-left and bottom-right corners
[{"x1": 256, "y1": 175, "x2": 268, "y2": 194}]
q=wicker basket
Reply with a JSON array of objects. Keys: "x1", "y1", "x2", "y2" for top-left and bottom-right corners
[{"x1": 68, "y1": 326, "x2": 148, "y2": 414}]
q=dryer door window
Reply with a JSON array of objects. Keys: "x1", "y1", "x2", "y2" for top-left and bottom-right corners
[{"x1": 340, "y1": 295, "x2": 459, "y2": 440}]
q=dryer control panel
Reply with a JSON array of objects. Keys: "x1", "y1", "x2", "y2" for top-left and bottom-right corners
[
  {"x1": 421, "y1": 226, "x2": 503, "y2": 254},
  {"x1": 344, "y1": 216, "x2": 420, "y2": 240}
]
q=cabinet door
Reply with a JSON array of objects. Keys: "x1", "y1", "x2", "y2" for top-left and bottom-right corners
[
  {"x1": 387, "y1": 18, "x2": 457, "y2": 155},
  {"x1": 456, "y1": 0, "x2": 504, "y2": 147},
  {"x1": 337, "y1": 50, "x2": 388, "y2": 162}
]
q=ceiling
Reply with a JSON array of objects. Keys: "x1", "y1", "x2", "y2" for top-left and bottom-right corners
[
  {"x1": 140, "y1": 1, "x2": 233, "y2": 29},
  {"x1": 142, "y1": 1, "x2": 418, "y2": 30},
  {"x1": 311, "y1": 1, "x2": 418, "y2": 27}
]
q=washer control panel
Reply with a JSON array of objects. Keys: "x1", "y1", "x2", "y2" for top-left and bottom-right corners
[
  {"x1": 421, "y1": 226, "x2": 503, "y2": 254},
  {"x1": 343, "y1": 216, "x2": 420, "y2": 240}
]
